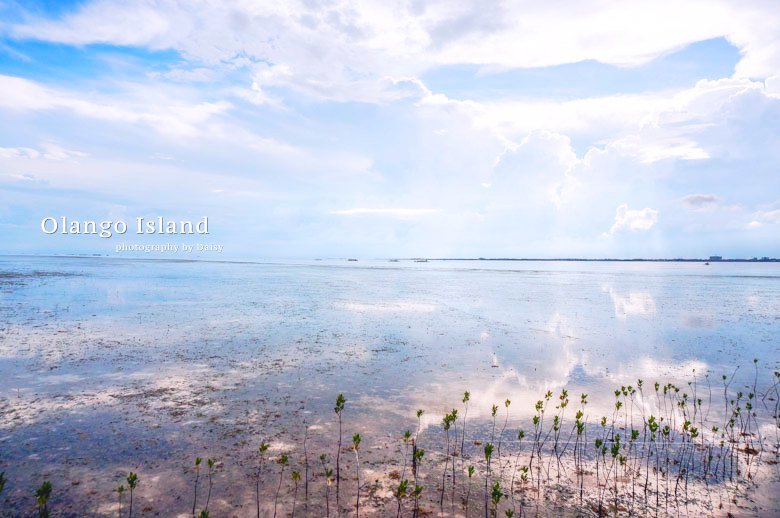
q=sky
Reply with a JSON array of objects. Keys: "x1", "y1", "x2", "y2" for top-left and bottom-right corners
[{"x1": 0, "y1": 0, "x2": 779, "y2": 259}]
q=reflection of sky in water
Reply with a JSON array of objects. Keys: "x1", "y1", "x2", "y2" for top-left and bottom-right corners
[
  {"x1": 1, "y1": 256, "x2": 778, "y2": 428},
  {"x1": 604, "y1": 285, "x2": 656, "y2": 318}
]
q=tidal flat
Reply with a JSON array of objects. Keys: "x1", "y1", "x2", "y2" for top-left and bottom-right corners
[{"x1": 0, "y1": 256, "x2": 778, "y2": 516}]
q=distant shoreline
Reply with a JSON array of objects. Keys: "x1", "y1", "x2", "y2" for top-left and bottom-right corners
[
  {"x1": 1, "y1": 254, "x2": 779, "y2": 263},
  {"x1": 431, "y1": 257, "x2": 780, "y2": 262}
]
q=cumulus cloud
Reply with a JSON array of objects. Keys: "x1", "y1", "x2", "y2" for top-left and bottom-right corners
[{"x1": 605, "y1": 204, "x2": 659, "y2": 236}]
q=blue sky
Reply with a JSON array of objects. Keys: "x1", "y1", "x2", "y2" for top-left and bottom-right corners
[{"x1": 0, "y1": 0, "x2": 779, "y2": 258}]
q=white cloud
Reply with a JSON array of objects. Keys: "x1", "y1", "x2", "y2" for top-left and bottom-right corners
[
  {"x1": 606, "y1": 204, "x2": 659, "y2": 236},
  {"x1": 412, "y1": 77, "x2": 777, "y2": 173},
  {"x1": 0, "y1": 144, "x2": 86, "y2": 161},
  {"x1": 755, "y1": 209, "x2": 780, "y2": 223},
  {"x1": 41, "y1": 143, "x2": 88, "y2": 161},
  {"x1": 148, "y1": 66, "x2": 217, "y2": 83},
  {"x1": 0, "y1": 74, "x2": 233, "y2": 139},
  {"x1": 7, "y1": 0, "x2": 780, "y2": 105},
  {"x1": 1, "y1": 1, "x2": 779, "y2": 258},
  {"x1": 0, "y1": 146, "x2": 40, "y2": 159},
  {"x1": 330, "y1": 208, "x2": 439, "y2": 218},
  {"x1": 608, "y1": 135, "x2": 709, "y2": 163},
  {"x1": 11, "y1": 2, "x2": 172, "y2": 47}
]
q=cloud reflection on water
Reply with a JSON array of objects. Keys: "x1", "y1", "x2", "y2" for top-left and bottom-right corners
[{"x1": 605, "y1": 285, "x2": 657, "y2": 319}]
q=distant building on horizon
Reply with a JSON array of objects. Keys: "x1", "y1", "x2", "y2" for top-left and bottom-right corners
[{"x1": 709, "y1": 255, "x2": 723, "y2": 261}]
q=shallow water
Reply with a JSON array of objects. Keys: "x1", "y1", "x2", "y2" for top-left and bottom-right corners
[{"x1": 0, "y1": 256, "x2": 778, "y2": 515}]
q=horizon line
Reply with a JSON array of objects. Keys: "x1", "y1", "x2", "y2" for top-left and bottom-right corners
[{"x1": 1, "y1": 253, "x2": 779, "y2": 264}]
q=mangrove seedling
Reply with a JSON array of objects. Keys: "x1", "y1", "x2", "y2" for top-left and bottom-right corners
[
  {"x1": 448, "y1": 409, "x2": 459, "y2": 510},
  {"x1": 413, "y1": 448, "x2": 425, "y2": 487},
  {"x1": 204, "y1": 458, "x2": 215, "y2": 513},
  {"x1": 353, "y1": 433, "x2": 362, "y2": 517},
  {"x1": 401, "y1": 430, "x2": 412, "y2": 480},
  {"x1": 334, "y1": 393, "x2": 346, "y2": 507},
  {"x1": 291, "y1": 470, "x2": 301, "y2": 518},
  {"x1": 465, "y1": 465, "x2": 475, "y2": 514},
  {"x1": 303, "y1": 420, "x2": 310, "y2": 510},
  {"x1": 510, "y1": 430, "x2": 525, "y2": 504},
  {"x1": 484, "y1": 443, "x2": 494, "y2": 469},
  {"x1": 490, "y1": 481, "x2": 505, "y2": 518},
  {"x1": 498, "y1": 399, "x2": 511, "y2": 461},
  {"x1": 273, "y1": 453, "x2": 289, "y2": 518},
  {"x1": 413, "y1": 484, "x2": 423, "y2": 518},
  {"x1": 395, "y1": 479, "x2": 408, "y2": 517},
  {"x1": 320, "y1": 454, "x2": 334, "y2": 518},
  {"x1": 126, "y1": 472, "x2": 138, "y2": 518},
  {"x1": 36, "y1": 481, "x2": 52, "y2": 518},
  {"x1": 461, "y1": 391, "x2": 470, "y2": 458},
  {"x1": 114, "y1": 484, "x2": 125, "y2": 518},
  {"x1": 192, "y1": 456, "x2": 202, "y2": 516},
  {"x1": 415, "y1": 409, "x2": 424, "y2": 443},
  {"x1": 440, "y1": 411, "x2": 456, "y2": 506},
  {"x1": 257, "y1": 442, "x2": 270, "y2": 518},
  {"x1": 484, "y1": 443, "x2": 494, "y2": 518},
  {"x1": 491, "y1": 404, "x2": 499, "y2": 442}
]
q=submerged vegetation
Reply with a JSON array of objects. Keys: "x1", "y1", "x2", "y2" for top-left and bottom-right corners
[{"x1": 2, "y1": 365, "x2": 778, "y2": 516}]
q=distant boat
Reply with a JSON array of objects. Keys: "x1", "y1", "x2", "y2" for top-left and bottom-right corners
[
  {"x1": 705, "y1": 262, "x2": 710, "y2": 265},
  {"x1": 414, "y1": 258, "x2": 428, "y2": 262},
  {"x1": 348, "y1": 258, "x2": 358, "y2": 262},
  {"x1": 388, "y1": 259, "x2": 399, "y2": 262}
]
